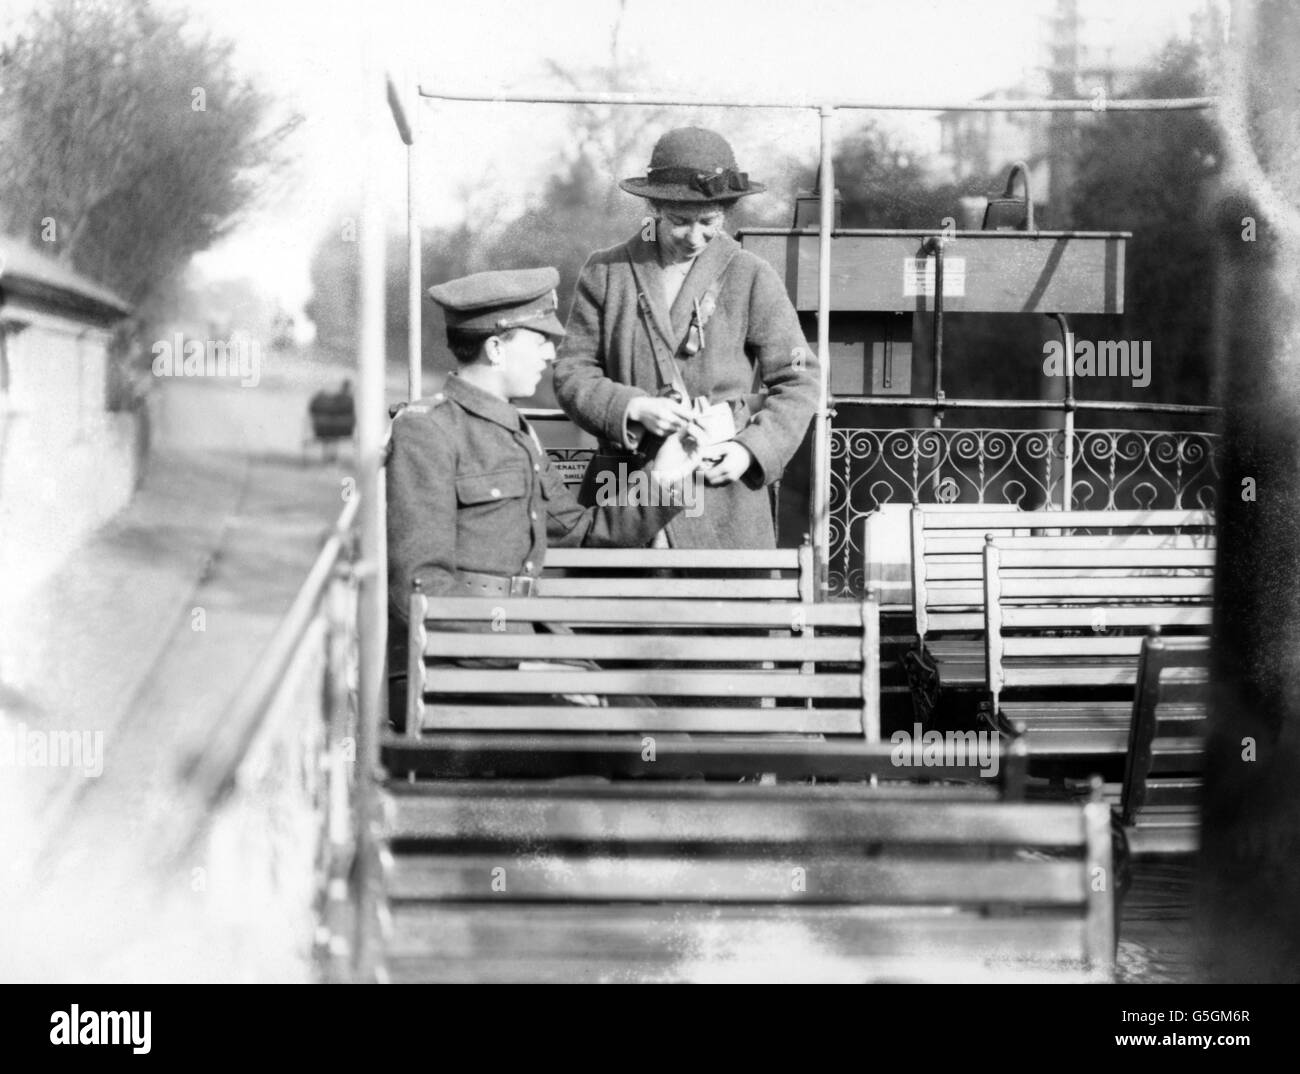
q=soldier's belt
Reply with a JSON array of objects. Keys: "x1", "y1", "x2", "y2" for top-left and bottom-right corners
[{"x1": 453, "y1": 569, "x2": 538, "y2": 597}]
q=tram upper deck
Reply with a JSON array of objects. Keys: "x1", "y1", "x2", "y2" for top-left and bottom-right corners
[{"x1": 304, "y1": 83, "x2": 1226, "y2": 982}]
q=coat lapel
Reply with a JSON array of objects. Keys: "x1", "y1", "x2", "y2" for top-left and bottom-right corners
[{"x1": 669, "y1": 230, "x2": 740, "y2": 342}]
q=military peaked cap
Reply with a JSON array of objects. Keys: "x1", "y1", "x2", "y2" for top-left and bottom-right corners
[{"x1": 427, "y1": 267, "x2": 565, "y2": 340}]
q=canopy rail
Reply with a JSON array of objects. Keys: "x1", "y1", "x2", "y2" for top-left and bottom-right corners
[{"x1": 414, "y1": 87, "x2": 1216, "y2": 112}]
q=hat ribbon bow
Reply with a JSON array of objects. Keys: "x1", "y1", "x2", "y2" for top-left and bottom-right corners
[{"x1": 690, "y1": 167, "x2": 748, "y2": 198}]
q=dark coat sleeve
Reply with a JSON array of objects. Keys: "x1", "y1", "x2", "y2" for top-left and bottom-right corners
[
  {"x1": 731, "y1": 259, "x2": 820, "y2": 485},
  {"x1": 554, "y1": 253, "x2": 648, "y2": 449},
  {"x1": 386, "y1": 410, "x2": 458, "y2": 620}
]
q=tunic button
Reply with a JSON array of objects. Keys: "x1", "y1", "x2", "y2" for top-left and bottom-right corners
[
  {"x1": 524, "y1": 561, "x2": 534, "y2": 572},
  {"x1": 530, "y1": 511, "x2": 537, "y2": 521},
  {"x1": 533, "y1": 464, "x2": 540, "y2": 472},
  {"x1": 490, "y1": 488, "x2": 501, "y2": 498}
]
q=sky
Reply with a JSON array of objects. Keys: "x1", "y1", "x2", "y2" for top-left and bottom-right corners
[{"x1": 5, "y1": 0, "x2": 1222, "y2": 316}]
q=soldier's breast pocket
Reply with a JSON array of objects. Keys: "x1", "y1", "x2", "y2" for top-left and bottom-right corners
[{"x1": 455, "y1": 469, "x2": 528, "y2": 516}]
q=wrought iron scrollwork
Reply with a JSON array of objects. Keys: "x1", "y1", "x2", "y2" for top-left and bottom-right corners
[{"x1": 831, "y1": 427, "x2": 1220, "y2": 598}]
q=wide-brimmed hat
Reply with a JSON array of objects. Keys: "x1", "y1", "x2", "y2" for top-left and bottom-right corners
[{"x1": 619, "y1": 127, "x2": 765, "y2": 203}]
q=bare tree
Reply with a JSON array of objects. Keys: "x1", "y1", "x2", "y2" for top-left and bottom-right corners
[{"x1": 0, "y1": 0, "x2": 299, "y2": 314}]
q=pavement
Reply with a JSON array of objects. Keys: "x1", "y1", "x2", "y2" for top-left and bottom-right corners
[{"x1": 0, "y1": 441, "x2": 346, "y2": 981}]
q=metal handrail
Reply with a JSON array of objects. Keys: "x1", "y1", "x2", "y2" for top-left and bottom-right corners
[
  {"x1": 417, "y1": 86, "x2": 1216, "y2": 112},
  {"x1": 185, "y1": 494, "x2": 361, "y2": 812},
  {"x1": 524, "y1": 398, "x2": 1219, "y2": 418}
]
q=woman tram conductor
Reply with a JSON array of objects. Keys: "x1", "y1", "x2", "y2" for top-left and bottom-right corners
[{"x1": 553, "y1": 127, "x2": 819, "y2": 549}]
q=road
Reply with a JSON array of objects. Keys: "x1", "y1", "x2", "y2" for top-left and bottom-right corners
[{"x1": 1, "y1": 374, "x2": 348, "y2": 981}]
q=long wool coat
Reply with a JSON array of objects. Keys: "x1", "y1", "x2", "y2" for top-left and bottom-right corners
[{"x1": 553, "y1": 228, "x2": 819, "y2": 549}]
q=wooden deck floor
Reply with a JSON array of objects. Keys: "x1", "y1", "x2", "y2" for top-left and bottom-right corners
[{"x1": 1117, "y1": 859, "x2": 1198, "y2": 983}]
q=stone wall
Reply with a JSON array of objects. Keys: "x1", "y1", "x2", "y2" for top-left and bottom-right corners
[{"x1": 0, "y1": 243, "x2": 138, "y2": 621}]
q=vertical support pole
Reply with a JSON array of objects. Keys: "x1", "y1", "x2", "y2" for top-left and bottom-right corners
[
  {"x1": 861, "y1": 588, "x2": 881, "y2": 742},
  {"x1": 983, "y1": 535, "x2": 1004, "y2": 719},
  {"x1": 811, "y1": 104, "x2": 835, "y2": 599},
  {"x1": 406, "y1": 583, "x2": 427, "y2": 740},
  {"x1": 353, "y1": 44, "x2": 388, "y2": 983},
  {"x1": 1083, "y1": 776, "x2": 1117, "y2": 980},
  {"x1": 407, "y1": 140, "x2": 422, "y2": 402},
  {"x1": 1054, "y1": 313, "x2": 1075, "y2": 509},
  {"x1": 323, "y1": 566, "x2": 354, "y2": 981},
  {"x1": 931, "y1": 237, "x2": 945, "y2": 431},
  {"x1": 929, "y1": 237, "x2": 946, "y2": 502}
]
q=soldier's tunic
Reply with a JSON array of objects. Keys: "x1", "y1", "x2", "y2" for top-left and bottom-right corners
[{"x1": 386, "y1": 374, "x2": 680, "y2": 671}]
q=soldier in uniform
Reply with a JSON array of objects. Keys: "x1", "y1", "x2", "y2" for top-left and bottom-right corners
[{"x1": 386, "y1": 267, "x2": 691, "y2": 723}]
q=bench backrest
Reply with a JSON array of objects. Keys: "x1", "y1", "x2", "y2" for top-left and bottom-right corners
[
  {"x1": 1120, "y1": 632, "x2": 1209, "y2": 854},
  {"x1": 542, "y1": 544, "x2": 815, "y2": 601},
  {"x1": 408, "y1": 594, "x2": 880, "y2": 739},
  {"x1": 983, "y1": 534, "x2": 1214, "y2": 713},
  {"x1": 913, "y1": 507, "x2": 1214, "y2": 640},
  {"x1": 377, "y1": 780, "x2": 1114, "y2": 982}
]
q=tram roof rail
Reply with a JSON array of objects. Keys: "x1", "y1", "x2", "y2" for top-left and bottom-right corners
[{"x1": 413, "y1": 85, "x2": 1217, "y2": 113}]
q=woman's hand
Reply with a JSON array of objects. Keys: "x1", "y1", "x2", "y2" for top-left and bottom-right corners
[
  {"x1": 627, "y1": 395, "x2": 694, "y2": 438},
  {"x1": 700, "y1": 441, "x2": 753, "y2": 486}
]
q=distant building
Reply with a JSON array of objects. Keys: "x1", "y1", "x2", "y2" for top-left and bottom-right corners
[{"x1": 934, "y1": 0, "x2": 1218, "y2": 226}]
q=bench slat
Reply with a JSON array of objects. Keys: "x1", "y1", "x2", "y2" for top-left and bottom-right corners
[
  {"x1": 924, "y1": 509, "x2": 1213, "y2": 530},
  {"x1": 383, "y1": 905, "x2": 1092, "y2": 975},
  {"x1": 382, "y1": 787, "x2": 1085, "y2": 844},
  {"x1": 1002, "y1": 665, "x2": 1137, "y2": 686},
  {"x1": 384, "y1": 855, "x2": 1088, "y2": 904},
  {"x1": 424, "y1": 668, "x2": 865, "y2": 698},
  {"x1": 423, "y1": 597, "x2": 863, "y2": 628},
  {"x1": 929, "y1": 563, "x2": 1211, "y2": 581},
  {"x1": 543, "y1": 548, "x2": 801, "y2": 569},
  {"x1": 995, "y1": 549, "x2": 1215, "y2": 568},
  {"x1": 925, "y1": 612, "x2": 985, "y2": 631},
  {"x1": 1000, "y1": 577, "x2": 1212, "y2": 598},
  {"x1": 540, "y1": 578, "x2": 799, "y2": 599},
  {"x1": 1005, "y1": 636, "x2": 1146, "y2": 657},
  {"x1": 380, "y1": 734, "x2": 1015, "y2": 784},
  {"x1": 927, "y1": 534, "x2": 1215, "y2": 554},
  {"x1": 1126, "y1": 827, "x2": 1198, "y2": 857},
  {"x1": 1001, "y1": 606, "x2": 1212, "y2": 628},
  {"x1": 424, "y1": 632, "x2": 861, "y2": 662},
  {"x1": 384, "y1": 784, "x2": 1028, "y2": 841},
  {"x1": 1141, "y1": 780, "x2": 1201, "y2": 807},
  {"x1": 422, "y1": 705, "x2": 863, "y2": 734}
]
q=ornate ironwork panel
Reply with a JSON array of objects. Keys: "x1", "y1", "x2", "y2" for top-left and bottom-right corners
[{"x1": 830, "y1": 427, "x2": 1220, "y2": 597}]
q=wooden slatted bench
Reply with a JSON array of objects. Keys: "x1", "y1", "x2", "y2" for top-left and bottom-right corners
[
  {"x1": 908, "y1": 508, "x2": 1214, "y2": 719},
  {"x1": 387, "y1": 590, "x2": 1037, "y2": 788},
  {"x1": 402, "y1": 594, "x2": 879, "y2": 739},
  {"x1": 362, "y1": 593, "x2": 1110, "y2": 982},
  {"x1": 1119, "y1": 630, "x2": 1209, "y2": 857},
  {"x1": 982, "y1": 534, "x2": 1214, "y2": 761},
  {"x1": 374, "y1": 779, "x2": 1114, "y2": 982}
]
